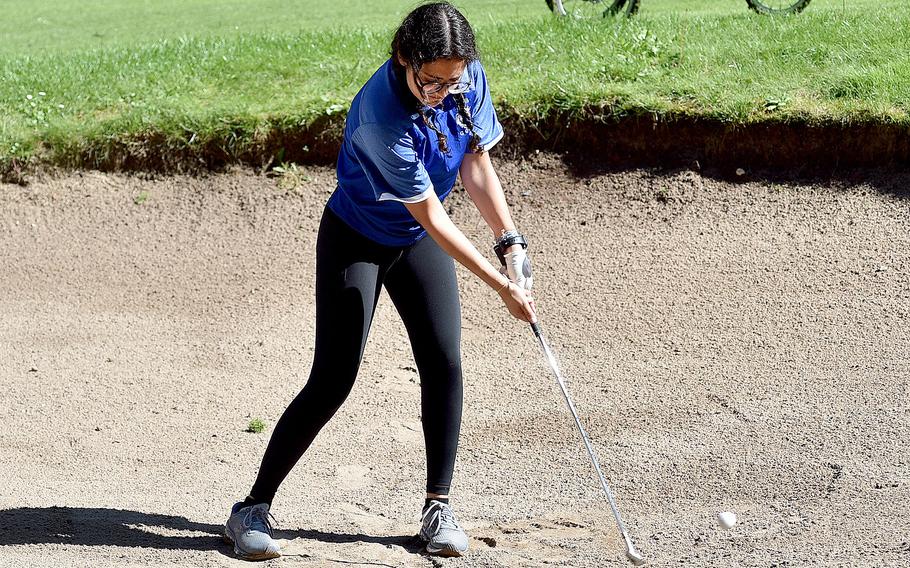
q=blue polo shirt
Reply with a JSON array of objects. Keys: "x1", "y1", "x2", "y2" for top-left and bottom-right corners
[{"x1": 327, "y1": 58, "x2": 504, "y2": 246}]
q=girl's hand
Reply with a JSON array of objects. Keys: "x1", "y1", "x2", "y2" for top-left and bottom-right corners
[{"x1": 498, "y1": 281, "x2": 537, "y2": 323}]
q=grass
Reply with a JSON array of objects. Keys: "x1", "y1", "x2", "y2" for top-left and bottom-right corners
[
  {"x1": 0, "y1": 0, "x2": 530, "y2": 57},
  {"x1": 1, "y1": 0, "x2": 908, "y2": 173},
  {"x1": 270, "y1": 162, "x2": 311, "y2": 192},
  {"x1": 246, "y1": 418, "x2": 266, "y2": 434},
  {"x1": 133, "y1": 190, "x2": 150, "y2": 205}
]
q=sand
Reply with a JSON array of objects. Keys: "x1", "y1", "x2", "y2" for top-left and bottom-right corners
[{"x1": 1, "y1": 155, "x2": 908, "y2": 567}]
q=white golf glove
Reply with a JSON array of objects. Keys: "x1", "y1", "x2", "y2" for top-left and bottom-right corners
[{"x1": 501, "y1": 246, "x2": 533, "y2": 291}]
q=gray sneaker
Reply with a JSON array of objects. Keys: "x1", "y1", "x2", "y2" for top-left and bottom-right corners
[
  {"x1": 419, "y1": 500, "x2": 469, "y2": 557},
  {"x1": 224, "y1": 502, "x2": 283, "y2": 560}
]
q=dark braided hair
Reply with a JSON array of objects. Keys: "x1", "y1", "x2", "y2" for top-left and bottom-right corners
[
  {"x1": 452, "y1": 93, "x2": 483, "y2": 153},
  {"x1": 391, "y1": 2, "x2": 485, "y2": 154}
]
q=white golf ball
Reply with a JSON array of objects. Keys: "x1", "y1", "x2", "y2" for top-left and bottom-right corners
[{"x1": 717, "y1": 511, "x2": 737, "y2": 529}]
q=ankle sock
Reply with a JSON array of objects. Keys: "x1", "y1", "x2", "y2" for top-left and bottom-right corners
[
  {"x1": 424, "y1": 497, "x2": 449, "y2": 510},
  {"x1": 243, "y1": 495, "x2": 269, "y2": 508}
]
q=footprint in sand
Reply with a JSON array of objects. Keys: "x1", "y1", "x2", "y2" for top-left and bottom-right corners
[
  {"x1": 388, "y1": 419, "x2": 422, "y2": 444},
  {"x1": 336, "y1": 464, "x2": 373, "y2": 491},
  {"x1": 471, "y1": 513, "x2": 613, "y2": 565},
  {"x1": 383, "y1": 365, "x2": 420, "y2": 394},
  {"x1": 336, "y1": 502, "x2": 396, "y2": 534}
]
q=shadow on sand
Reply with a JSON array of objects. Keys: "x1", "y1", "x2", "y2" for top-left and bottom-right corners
[{"x1": 0, "y1": 506, "x2": 423, "y2": 564}]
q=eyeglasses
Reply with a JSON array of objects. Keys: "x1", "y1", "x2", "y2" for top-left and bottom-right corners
[{"x1": 411, "y1": 64, "x2": 472, "y2": 96}]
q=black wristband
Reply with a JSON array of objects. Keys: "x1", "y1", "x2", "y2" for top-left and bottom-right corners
[{"x1": 493, "y1": 233, "x2": 528, "y2": 266}]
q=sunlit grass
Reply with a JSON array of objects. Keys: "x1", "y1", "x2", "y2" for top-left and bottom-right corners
[{"x1": 1, "y1": 0, "x2": 906, "y2": 170}]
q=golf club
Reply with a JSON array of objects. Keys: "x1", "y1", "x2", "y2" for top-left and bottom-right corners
[{"x1": 530, "y1": 322, "x2": 645, "y2": 566}]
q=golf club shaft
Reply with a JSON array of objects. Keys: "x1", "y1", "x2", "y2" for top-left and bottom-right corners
[{"x1": 530, "y1": 322, "x2": 643, "y2": 563}]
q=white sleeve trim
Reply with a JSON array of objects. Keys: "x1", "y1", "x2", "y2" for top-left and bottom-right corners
[
  {"x1": 377, "y1": 185, "x2": 434, "y2": 204},
  {"x1": 482, "y1": 129, "x2": 504, "y2": 151}
]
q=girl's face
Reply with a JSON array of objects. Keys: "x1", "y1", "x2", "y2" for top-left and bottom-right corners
[{"x1": 399, "y1": 57, "x2": 468, "y2": 107}]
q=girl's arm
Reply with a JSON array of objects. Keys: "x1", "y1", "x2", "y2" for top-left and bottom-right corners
[
  {"x1": 458, "y1": 151, "x2": 516, "y2": 239},
  {"x1": 459, "y1": 151, "x2": 533, "y2": 291},
  {"x1": 404, "y1": 195, "x2": 536, "y2": 323}
]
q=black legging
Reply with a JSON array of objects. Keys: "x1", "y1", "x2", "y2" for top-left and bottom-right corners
[{"x1": 249, "y1": 207, "x2": 463, "y2": 504}]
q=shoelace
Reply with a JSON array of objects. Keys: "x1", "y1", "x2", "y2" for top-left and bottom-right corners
[
  {"x1": 422, "y1": 503, "x2": 461, "y2": 534},
  {"x1": 437, "y1": 505, "x2": 460, "y2": 531},
  {"x1": 243, "y1": 505, "x2": 278, "y2": 536}
]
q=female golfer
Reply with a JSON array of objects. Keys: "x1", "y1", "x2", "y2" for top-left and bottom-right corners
[{"x1": 224, "y1": 2, "x2": 535, "y2": 560}]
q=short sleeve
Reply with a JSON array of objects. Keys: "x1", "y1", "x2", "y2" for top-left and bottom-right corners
[
  {"x1": 467, "y1": 61, "x2": 504, "y2": 152},
  {"x1": 351, "y1": 123, "x2": 435, "y2": 203}
]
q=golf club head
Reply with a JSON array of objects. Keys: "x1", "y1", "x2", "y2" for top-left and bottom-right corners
[
  {"x1": 627, "y1": 549, "x2": 646, "y2": 565},
  {"x1": 624, "y1": 535, "x2": 645, "y2": 565}
]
